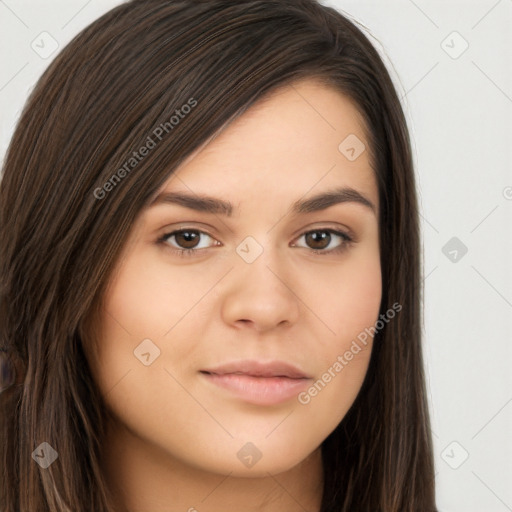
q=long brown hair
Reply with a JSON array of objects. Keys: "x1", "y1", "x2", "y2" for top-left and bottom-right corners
[{"x1": 0, "y1": 0, "x2": 437, "y2": 510}]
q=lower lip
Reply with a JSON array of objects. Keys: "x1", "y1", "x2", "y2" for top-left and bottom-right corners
[{"x1": 201, "y1": 372, "x2": 311, "y2": 406}]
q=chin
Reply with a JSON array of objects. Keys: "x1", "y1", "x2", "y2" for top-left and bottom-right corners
[
  {"x1": 208, "y1": 443, "x2": 317, "y2": 478},
  {"x1": 221, "y1": 458, "x2": 305, "y2": 478}
]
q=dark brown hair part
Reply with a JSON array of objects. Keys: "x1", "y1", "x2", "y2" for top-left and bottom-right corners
[{"x1": 0, "y1": 1, "x2": 437, "y2": 510}]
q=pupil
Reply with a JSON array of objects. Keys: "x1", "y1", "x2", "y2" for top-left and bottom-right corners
[
  {"x1": 307, "y1": 231, "x2": 329, "y2": 249},
  {"x1": 177, "y1": 231, "x2": 198, "y2": 248}
]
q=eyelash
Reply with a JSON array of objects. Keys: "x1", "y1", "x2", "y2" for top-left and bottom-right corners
[{"x1": 158, "y1": 227, "x2": 354, "y2": 258}]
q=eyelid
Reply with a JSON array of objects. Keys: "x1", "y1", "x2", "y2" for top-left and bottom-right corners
[{"x1": 159, "y1": 221, "x2": 354, "y2": 240}]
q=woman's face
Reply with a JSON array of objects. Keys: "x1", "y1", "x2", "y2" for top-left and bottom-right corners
[{"x1": 88, "y1": 78, "x2": 381, "y2": 477}]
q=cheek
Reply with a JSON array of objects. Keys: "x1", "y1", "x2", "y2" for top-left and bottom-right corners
[
  {"x1": 101, "y1": 250, "x2": 206, "y2": 340},
  {"x1": 88, "y1": 248, "x2": 222, "y2": 394},
  {"x1": 317, "y1": 243, "x2": 382, "y2": 347},
  {"x1": 298, "y1": 247, "x2": 381, "y2": 425}
]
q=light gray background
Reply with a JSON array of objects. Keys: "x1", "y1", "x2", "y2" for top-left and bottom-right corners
[{"x1": 1, "y1": 1, "x2": 511, "y2": 511}]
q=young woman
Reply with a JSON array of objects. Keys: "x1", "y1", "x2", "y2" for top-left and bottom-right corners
[{"x1": 0, "y1": 0, "x2": 437, "y2": 510}]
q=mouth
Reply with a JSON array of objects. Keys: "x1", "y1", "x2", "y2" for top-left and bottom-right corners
[{"x1": 199, "y1": 360, "x2": 312, "y2": 406}]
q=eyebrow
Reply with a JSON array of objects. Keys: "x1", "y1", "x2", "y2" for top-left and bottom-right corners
[{"x1": 150, "y1": 186, "x2": 376, "y2": 217}]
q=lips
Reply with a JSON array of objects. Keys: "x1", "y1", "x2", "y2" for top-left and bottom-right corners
[
  {"x1": 200, "y1": 360, "x2": 311, "y2": 379},
  {"x1": 199, "y1": 360, "x2": 312, "y2": 406}
]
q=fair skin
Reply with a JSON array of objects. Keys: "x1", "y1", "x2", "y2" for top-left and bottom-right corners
[{"x1": 86, "y1": 78, "x2": 382, "y2": 512}]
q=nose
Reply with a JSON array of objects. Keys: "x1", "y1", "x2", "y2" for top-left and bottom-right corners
[{"x1": 220, "y1": 248, "x2": 301, "y2": 333}]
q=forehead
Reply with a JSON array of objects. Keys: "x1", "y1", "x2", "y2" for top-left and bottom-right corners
[{"x1": 158, "y1": 78, "x2": 377, "y2": 212}]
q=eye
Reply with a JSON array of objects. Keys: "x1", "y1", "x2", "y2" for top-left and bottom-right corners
[
  {"x1": 159, "y1": 227, "x2": 354, "y2": 258},
  {"x1": 293, "y1": 228, "x2": 353, "y2": 255},
  {"x1": 159, "y1": 228, "x2": 219, "y2": 257}
]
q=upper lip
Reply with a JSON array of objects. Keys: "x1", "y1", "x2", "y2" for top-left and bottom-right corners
[{"x1": 200, "y1": 360, "x2": 311, "y2": 379}]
